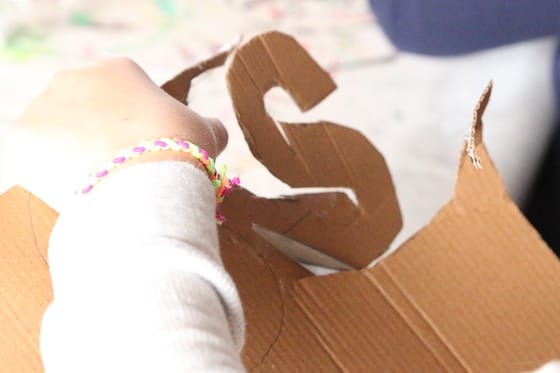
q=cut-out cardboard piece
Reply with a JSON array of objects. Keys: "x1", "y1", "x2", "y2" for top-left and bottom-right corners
[{"x1": 225, "y1": 31, "x2": 402, "y2": 268}]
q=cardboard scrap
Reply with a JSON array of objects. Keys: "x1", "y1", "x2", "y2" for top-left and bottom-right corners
[{"x1": 1, "y1": 31, "x2": 560, "y2": 372}]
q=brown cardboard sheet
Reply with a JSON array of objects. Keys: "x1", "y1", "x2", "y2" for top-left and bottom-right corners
[
  {"x1": 1, "y1": 31, "x2": 559, "y2": 372},
  {"x1": 0, "y1": 187, "x2": 56, "y2": 372},
  {"x1": 289, "y1": 83, "x2": 560, "y2": 372}
]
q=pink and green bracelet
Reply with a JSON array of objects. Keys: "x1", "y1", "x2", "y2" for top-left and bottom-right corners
[{"x1": 80, "y1": 137, "x2": 239, "y2": 223}]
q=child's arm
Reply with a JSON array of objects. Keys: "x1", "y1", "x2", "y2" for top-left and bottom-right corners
[
  {"x1": 2, "y1": 58, "x2": 245, "y2": 372},
  {"x1": 41, "y1": 161, "x2": 245, "y2": 372}
]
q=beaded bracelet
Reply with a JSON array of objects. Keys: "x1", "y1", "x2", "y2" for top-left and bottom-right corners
[{"x1": 79, "y1": 137, "x2": 240, "y2": 223}]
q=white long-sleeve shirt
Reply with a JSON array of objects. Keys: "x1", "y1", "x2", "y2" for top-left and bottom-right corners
[{"x1": 40, "y1": 161, "x2": 245, "y2": 372}]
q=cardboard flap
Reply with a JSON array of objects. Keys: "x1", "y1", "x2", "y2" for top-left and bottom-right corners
[
  {"x1": 289, "y1": 84, "x2": 560, "y2": 372},
  {"x1": 226, "y1": 31, "x2": 401, "y2": 268},
  {"x1": 373, "y1": 83, "x2": 560, "y2": 370}
]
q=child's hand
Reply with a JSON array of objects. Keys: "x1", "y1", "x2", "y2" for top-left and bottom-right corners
[{"x1": 1, "y1": 57, "x2": 227, "y2": 211}]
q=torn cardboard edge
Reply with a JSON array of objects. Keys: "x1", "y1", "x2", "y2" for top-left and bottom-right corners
[{"x1": 1, "y1": 31, "x2": 560, "y2": 372}]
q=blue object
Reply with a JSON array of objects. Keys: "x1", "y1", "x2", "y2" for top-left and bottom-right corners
[{"x1": 368, "y1": 0, "x2": 560, "y2": 103}]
